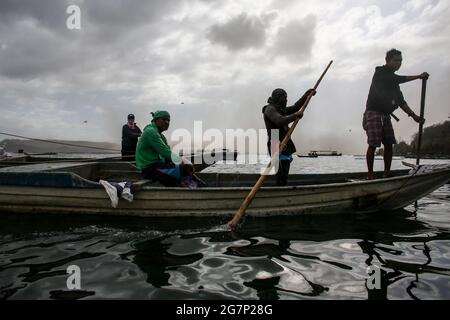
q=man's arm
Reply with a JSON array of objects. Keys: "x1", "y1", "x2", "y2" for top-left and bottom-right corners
[
  {"x1": 286, "y1": 89, "x2": 316, "y2": 114},
  {"x1": 265, "y1": 105, "x2": 299, "y2": 127},
  {"x1": 396, "y1": 72, "x2": 429, "y2": 84},
  {"x1": 399, "y1": 103, "x2": 425, "y2": 124}
]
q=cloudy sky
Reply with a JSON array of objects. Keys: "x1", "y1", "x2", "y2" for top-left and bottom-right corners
[{"x1": 1, "y1": 0, "x2": 449, "y2": 154}]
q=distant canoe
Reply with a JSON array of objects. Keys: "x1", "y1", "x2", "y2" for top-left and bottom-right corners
[
  {"x1": 0, "y1": 161, "x2": 448, "y2": 217},
  {"x1": 354, "y1": 156, "x2": 405, "y2": 160},
  {"x1": 297, "y1": 154, "x2": 318, "y2": 158},
  {"x1": 181, "y1": 149, "x2": 238, "y2": 162},
  {"x1": 309, "y1": 151, "x2": 342, "y2": 156}
]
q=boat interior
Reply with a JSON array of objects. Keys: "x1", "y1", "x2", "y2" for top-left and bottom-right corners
[{"x1": 0, "y1": 161, "x2": 411, "y2": 188}]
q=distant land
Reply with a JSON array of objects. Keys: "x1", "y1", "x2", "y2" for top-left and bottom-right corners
[
  {"x1": 394, "y1": 121, "x2": 450, "y2": 158},
  {"x1": 0, "y1": 139, "x2": 120, "y2": 154}
]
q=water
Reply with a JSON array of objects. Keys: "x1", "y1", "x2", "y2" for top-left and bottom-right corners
[{"x1": 1, "y1": 156, "x2": 449, "y2": 300}]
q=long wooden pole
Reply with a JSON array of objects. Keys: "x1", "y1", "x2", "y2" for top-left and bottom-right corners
[
  {"x1": 228, "y1": 61, "x2": 333, "y2": 229},
  {"x1": 416, "y1": 78, "x2": 427, "y2": 166},
  {"x1": 414, "y1": 78, "x2": 427, "y2": 209}
]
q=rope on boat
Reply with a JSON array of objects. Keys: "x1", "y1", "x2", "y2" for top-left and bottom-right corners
[{"x1": 0, "y1": 131, "x2": 120, "y2": 152}]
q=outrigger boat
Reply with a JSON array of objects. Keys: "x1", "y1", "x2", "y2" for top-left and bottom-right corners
[{"x1": 0, "y1": 161, "x2": 448, "y2": 217}]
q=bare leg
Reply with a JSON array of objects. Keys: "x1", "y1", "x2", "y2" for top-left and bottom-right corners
[
  {"x1": 383, "y1": 144, "x2": 393, "y2": 177},
  {"x1": 366, "y1": 146, "x2": 376, "y2": 180}
]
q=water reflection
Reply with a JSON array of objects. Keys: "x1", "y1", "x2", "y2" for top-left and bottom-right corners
[
  {"x1": 126, "y1": 236, "x2": 204, "y2": 288},
  {"x1": 1, "y1": 193, "x2": 449, "y2": 299}
]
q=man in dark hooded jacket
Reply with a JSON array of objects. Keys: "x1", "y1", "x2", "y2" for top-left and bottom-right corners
[{"x1": 263, "y1": 88, "x2": 315, "y2": 186}]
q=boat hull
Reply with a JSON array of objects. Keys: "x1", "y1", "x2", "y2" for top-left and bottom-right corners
[{"x1": 1, "y1": 167, "x2": 448, "y2": 217}]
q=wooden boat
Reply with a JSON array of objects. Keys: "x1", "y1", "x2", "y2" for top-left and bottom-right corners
[{"x1": 0, "y1": 161, "x2": 449, "y2": 217}]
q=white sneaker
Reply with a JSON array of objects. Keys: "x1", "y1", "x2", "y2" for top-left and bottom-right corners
[
  {"x1": 99, "y1": 180, "x2": 119, "y2": 208},
  {"x1": 121, "y1": 187, "x2": 134, "y2": 202}
]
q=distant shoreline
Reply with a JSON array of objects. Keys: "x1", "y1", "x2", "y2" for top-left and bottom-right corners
[{"x1": 0, "y1": 139, "x2": 120, "y2": 154}]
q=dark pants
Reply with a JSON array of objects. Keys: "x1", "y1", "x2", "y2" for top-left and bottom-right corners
[
  {"x1": 142, "y1": 163, "x2": 179, "y2": 187},
  {"x1": 121, "y1": 150, "x2": 135, "y2": 161},
  {"x1": 276, "y1": 159, "x2": 291, "y2": 186}
]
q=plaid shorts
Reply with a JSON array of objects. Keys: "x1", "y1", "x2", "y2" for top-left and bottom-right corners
[{"x1": 362, "y1": 110, "x2": 397, "y2": 147}]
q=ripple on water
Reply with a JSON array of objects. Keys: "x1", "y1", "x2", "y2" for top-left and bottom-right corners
[{"x1": 0, "y1": 181, "x2": 449, "y2": 299}]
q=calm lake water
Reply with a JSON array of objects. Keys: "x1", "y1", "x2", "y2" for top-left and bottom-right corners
[{"x1": 1, "y1": 156, "x2": 449, "y2": 300}]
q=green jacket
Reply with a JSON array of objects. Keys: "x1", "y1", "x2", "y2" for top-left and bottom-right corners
[{"x1": 135, "y1": 122, "x2": 180, "y2": 170}]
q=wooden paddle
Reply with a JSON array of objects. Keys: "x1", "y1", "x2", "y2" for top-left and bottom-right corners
[
  {"x1": 414, "y1": 78, "x2": 427, "y2": 208},
  {"x1": 416, "y1": 78, "x2": 427, "y2": 166},
  {"x1": 228, "y1": 60, "x2": 333, "y2": 229}
]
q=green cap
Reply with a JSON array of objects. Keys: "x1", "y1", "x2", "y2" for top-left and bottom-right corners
[{"x1": 151, "y1": 110, "x2": 170, "y2": 122}]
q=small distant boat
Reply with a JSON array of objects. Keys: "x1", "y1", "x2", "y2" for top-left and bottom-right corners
[
  {"x1": 297, "y1": 153, "x2": 318, "y2": 158},
  {"x1": 309, "y1": 150, "x2": 342, "y2": 157},
  {"x1": 179, "y1": 149, "x2": 238, "y2": 163},
  {"x1": 354, "y1": 155, "x2": 405, "y2": 160},
  {"x1": 208, "y1": 149, "x2": 238, "y2": 161},
  {"x1": 23, "y1": 152, "x2": 58, "y2": 156}
]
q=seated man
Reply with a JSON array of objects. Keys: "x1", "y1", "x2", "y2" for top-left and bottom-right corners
[{"x1": 135, "y1": 110, "x2": 204, "y2": 188}]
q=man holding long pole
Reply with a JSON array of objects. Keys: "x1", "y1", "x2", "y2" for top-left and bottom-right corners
[
  {"x1": 262, "y1": 87, "x2": 316, "y2": 186},
  {"x1": 363, "y1": 48, "x2": 428, "y2": 180},
  {"x1": 229, "y1": 61, "x2": 333, "y2": 229}
]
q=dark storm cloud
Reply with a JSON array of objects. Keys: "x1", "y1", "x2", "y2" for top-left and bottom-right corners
[
  {"x1": 0, "y1": 0, "x2": 183, "y2": 80},
  {"x1": 0, "y1": 30, "x2": 72, "y2": 79},
  {"x1": 273, "y1": 15, "x2": 317, "y2": 60},
  {"x1": 0, "y1": 0, "x2": 449, "y2": 153},
  {"x1": 83, "y1": 0, "x2": 179, "y2": 27},
  {"x1": 0, "y1": 0, "x2": 180, "y2": 29},
  {"x1": 0, "y1": 0, "x2": 70, "y2": 29},
  {"x1": 207, "y1": 13, "x2": 268, "y2": 50}
]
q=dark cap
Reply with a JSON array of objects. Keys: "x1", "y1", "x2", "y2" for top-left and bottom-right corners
[{"x1": 127, "y1": 114, "x2": 135, "y2": 119}]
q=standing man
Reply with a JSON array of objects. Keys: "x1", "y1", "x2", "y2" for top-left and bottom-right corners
[
  {"x1": 121, "y1": 114, "x2": 142, "y2": 161},
  {"x1": 262, "y1": 88, "x2": 316, "y2": 186},
  {"x1": 363, "y1": 49, "x2": 428, "y2": 180}
]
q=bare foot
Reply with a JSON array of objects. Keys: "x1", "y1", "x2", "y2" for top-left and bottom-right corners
[{"x1": 367, "y1": 173, "x2": 375, "y2": 180}]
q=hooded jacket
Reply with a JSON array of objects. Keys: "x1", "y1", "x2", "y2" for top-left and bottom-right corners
[{"x1": 262, "y1": 90, "x2": 311, "y2": 155}]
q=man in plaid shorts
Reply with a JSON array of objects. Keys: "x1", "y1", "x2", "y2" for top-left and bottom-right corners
[{"x1": 363, "y1": 49, "x2": 428, "y2": 179}]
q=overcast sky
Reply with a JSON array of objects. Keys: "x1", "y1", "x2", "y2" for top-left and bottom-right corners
[{"x1": 1, "y1": 0, "x2": 449, "y2": 154}]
